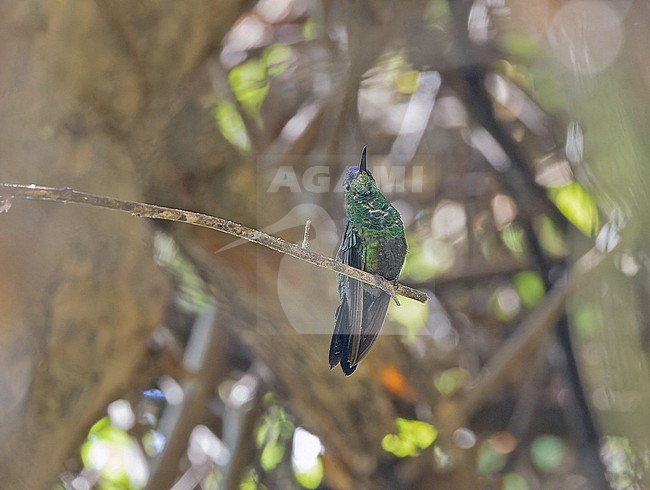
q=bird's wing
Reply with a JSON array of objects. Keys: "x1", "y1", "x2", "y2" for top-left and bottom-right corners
[
  {"x1": 330, "y1": 223, "x2": 397, "y2": 373},
  {"x1": 329, "y1": 301, "x2": 357, "y2": 376},
  {"x1": 353, "y1": 291, "x2": 390, "y2": 364},
  {"x1": 329, "y1": 221, "x2": 364, "y2": 375},
  {"x1": 328, "y1": 301, "x2": 347, "y2": 369},
  {"x1": 344, "y1": 275, "x2": 364, "y2": 369},
  {"x1": 351, "y1": 235, "x2": 407, "y2": 362}
]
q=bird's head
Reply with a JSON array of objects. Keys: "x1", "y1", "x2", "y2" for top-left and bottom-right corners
[{"x1": 343, "y1": 146, "x2": 376, "y2": 198}]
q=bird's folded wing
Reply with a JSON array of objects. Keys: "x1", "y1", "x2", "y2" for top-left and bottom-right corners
[{"x1": 330, "y1": 222, "x2": 365, "y2": 372}]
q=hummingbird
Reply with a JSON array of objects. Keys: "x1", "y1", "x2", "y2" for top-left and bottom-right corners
[{"x1": 329, "y1": 147, "x2": 407, "y2": 375}]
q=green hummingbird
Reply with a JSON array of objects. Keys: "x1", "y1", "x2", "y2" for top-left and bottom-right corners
[{"x1": 329, "y1": 147, "x2": 407, "y2": 375}]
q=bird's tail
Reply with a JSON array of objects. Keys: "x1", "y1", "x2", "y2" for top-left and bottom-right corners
[{"x1": 329, "y1": 289, "x2": 390, "y2": 375}]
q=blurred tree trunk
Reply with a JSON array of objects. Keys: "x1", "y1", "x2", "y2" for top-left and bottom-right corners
[{"x1": 0, "y1": 1, "x2": 251, "y2": 487}]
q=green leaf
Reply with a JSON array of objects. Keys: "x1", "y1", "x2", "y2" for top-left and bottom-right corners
[
  {"x1": 382, "y1": 433, "x2": 413, "y2": 458},
  {"x1": 527, "y1": 65, "x2": 567, "y2": 112},
  {"x1": 548, "y1": 182, "x2": 599, "y2": 236},
  {"x1": 602, "y1": 436, "x2": 644, "y2": 488},
  {"x1": 256, "y1": 420, "x2": 269, "y2": 447},
  {"x1": 202, "y1": 470, "x2": 223, "y2": 490},
  {"x1": 255, "y1": 405, "x2": 294, "y2": 473},
  {"x1": 501, "y1": 224, "x2": 526, "y2": 255},
  {"x1": 228, "y1": 59, "x2": 269, "y2": 117},
  {"x1": 212, "y1": 101, "x2": 251, "y2": 153},
  {"x1": 489, "y1": 287, "x2": 521, "y2": 322},
  {"x1": 502, "y1": 32, "x2": 543, "y2": 61},
  {"x1": 395, "y1": 70, "x2": 420, "y2": 95},
  {"x1": 263, "y1": 44, "x2": 292, "y2": 77},
  {"x1": 293, "y1": 458, "x2": 324, "y2": 489},
  {"x1": 530, "y1": 435, "x2": 566, "y2": 472},
  {"x1": 434, "y1": 368, "x2": 470, "y2": 397},
  {"x1": 81, "y1": 418, "x2": 142, "y2": 489},
  {"x1": 260, "y1": 441, "x2": 285, "y2": 472},
  {"x1": 571, "y1": 303, "x2": 604, "y2": 339},
  {"x1": 154, "y1": 233, "x2": 213, "y2": 312},
  {"x1": 87, "y1": 416, "x2": 112, "y2": 437},
  {"x1": 477, "y1": 441, "x2": 507, "y2": 475},
  {"x1": 397, "y1": 418, "x2": 437, "y2": 448},
  {"x1": 382, "y1": 418, "x2": 438, "y2": 457},
  {"x1": 302, "y1": 18, "x2": 315, "y2": 40},
  {"x1": 426, "y1": 0, "x2": 451, "y2": 24},
  {"x1": 240, "y1": 468, "x2": 266, "y2": 490},
  {"x1": 513, "y1": 271, "x2": 545, "y2": 308},
  {"x1": 536, "y1": 215, "x2": 568, "y2": 257},
  {"x1": 503, "y1": 472, "x2": 529, "y2": 490},
  {"x1": 84, "y1": 417, "x2": 131, "y2": 447}
]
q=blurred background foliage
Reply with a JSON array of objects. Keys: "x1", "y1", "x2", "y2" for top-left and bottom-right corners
[{"x1": 1, "y1": 0, "x2": 649, "y2": 489}]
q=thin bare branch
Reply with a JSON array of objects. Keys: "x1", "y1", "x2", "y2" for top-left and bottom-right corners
[
  {"x1": 301, "y1": 219, "x2": 312, "y2": 249},
  {"x1": 457, "y1": 246, "x2": 608, "y2": 422},
  {"x1": 0, "y1": 184, "x2": 429, "y2": 303},
  {"x1": 458, "y1": 279, "x2": 569, "y2": 422},
  {"x1": 146, "y1": 306, "x2": 229, "y2": 490}
]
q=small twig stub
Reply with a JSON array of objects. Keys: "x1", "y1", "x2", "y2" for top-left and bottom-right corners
[{"x1": 302, "y1": 220, "x2": 312, "y2": 249}]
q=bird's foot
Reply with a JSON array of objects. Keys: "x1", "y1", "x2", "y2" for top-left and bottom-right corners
[{"x1": 374, "y1": 274, "x2": 401, "y2": 306}]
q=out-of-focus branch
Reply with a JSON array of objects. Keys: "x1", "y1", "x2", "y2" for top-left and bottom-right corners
[
  {"x1": 411, "y1": 258, "x2": 531, "y2": 290},
  {"x1": 458, "y1": 246, "x2": 609, "y2": 421},
  {"x1": 222, "y1": 377, "x2": 265, "y2": 490},
  {"x1": 146, "y1": 306, "x2": 230, "y2": 490},
  {"x1": 458, "y1": 279, "x2": 569, "y2": 421},
  {"x1": 0, "y1": 183, "x2": 428, "y2": 303}
]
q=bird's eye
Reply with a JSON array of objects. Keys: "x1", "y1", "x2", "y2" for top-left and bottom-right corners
[{"x1": 344, "y1": 183, "x2": 351, "y2": 191}]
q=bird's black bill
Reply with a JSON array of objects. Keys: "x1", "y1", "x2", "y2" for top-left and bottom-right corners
[{"x1": 359, "y1": 146, "x2": 367, "y2": 173}]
